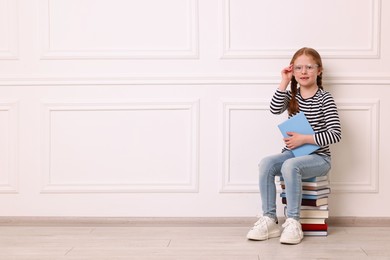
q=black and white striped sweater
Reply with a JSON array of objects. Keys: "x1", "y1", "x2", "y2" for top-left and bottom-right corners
[{"x1": 270, "y1": 88, "x2": 342, "y2": 157}]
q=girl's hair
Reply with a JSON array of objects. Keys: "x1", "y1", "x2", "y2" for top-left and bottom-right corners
[{"x1": 288, "y1": 47, "x2": 323, "y2": 116}]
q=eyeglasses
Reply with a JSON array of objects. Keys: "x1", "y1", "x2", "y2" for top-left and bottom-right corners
[{"x1": 293, "y1": 64, "x2": 319, "y2": 73}]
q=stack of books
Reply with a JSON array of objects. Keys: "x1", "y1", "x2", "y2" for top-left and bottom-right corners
[{"x1": 278, "y1": 175, "x2": 330, "y2": 236}]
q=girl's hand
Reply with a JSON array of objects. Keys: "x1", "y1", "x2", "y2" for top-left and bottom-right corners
[
  {"x1": 281, "y1": 64, "x2": 293, "y2": 82},
  {"x1": 283, "y1": 132, "x2": 306, "y2": 150},
  {"x1": 278, "y1": 64, "x2": 293, "y2": 91}
]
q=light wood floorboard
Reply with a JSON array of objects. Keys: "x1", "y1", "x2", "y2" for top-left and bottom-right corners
[{"x1": 1, "y1": 224, "x2": 390, "y2": 259}]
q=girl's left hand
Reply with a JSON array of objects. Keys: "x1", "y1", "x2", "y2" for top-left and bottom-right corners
[{"x1": 283, "y1": 132, "x2": 306, "y2": 149}]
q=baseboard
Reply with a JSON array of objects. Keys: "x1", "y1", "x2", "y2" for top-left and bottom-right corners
[
  {"x1": 327, "y1": 216, "x2": 390, "y2": 227},
  {"x1": 1, "y1": 216, "x2": 389, "y2": 227},
  {"x1": 0, "y1": 217, "x2": 253, "y2": 227}
]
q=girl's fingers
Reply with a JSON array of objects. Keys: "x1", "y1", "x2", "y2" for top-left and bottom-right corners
[{"x1": 283, "y1": 65, "x2": 293, "y2": 73}]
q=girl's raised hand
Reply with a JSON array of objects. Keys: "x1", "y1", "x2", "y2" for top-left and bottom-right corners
[
  {"x1": 278, "y1": 64, "x2": 293, "y2": 91},
  {"x1": 281, "y1": 64, "x2": 293, "y2": 82}
]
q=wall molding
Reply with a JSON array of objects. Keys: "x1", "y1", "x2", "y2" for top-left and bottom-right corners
[
  {"x1": 218, "y1": 98, "x2": 380, "y2": 194},
  {"x1": 0, "y1": 0, "x2": 19, "y2": 60},
  {"x1": 330, "y1": 99, "x2": 380, "y2": 193},
  {"x1": 219, "y1": 99, "x2": 270, "y2": 193},
  {"x1": 0, "y1": 101, "x2": 19, "y2": 193},
  {"x1": 38, "y1": 0, "x2": 199, "y2": 60},
  {"x1": 1, "y1": 75, "x2": 390, "y2": 86},
  {"x1": 221, "y1": 0, "x2": 381, "y2": 59},
  {"x1": 41, "y1": 99, "x2": 200, "y2": 193}
]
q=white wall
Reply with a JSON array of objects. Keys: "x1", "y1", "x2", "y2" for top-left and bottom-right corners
[{"x1": 0, "y1": 0, "x2": 389, "y2": 218}]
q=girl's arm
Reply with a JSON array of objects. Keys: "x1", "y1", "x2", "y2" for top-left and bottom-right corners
[
  {"x1": 270, "y1": 65, "x2": 293, "y2": 115},
  {"x1": 270, "y1": 89, "x2": 290, "y2": 115},
  {"x1": 314, "y1": 93, "x2": 342, "y2": 146}
]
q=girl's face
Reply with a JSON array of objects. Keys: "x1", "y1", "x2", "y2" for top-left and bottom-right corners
[{"x1": 292, "y1": 54, "x2": 322, "y2": 89}]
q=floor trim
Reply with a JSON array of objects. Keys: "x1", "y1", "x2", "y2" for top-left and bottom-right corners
[{"x1": 1, "y1": 216, "x2": 390, "y2": 227}]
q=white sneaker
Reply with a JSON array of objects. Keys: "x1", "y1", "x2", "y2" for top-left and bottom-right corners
[
  {"x1": 280, "y1": 218, "x2": 304, "y2": 244},
  {"x1": 246, "y1": 216, "x2": 281, "y2": 240}
]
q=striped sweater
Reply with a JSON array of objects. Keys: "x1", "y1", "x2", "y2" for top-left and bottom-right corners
[{"x1": 270, "y1": 88, "x2": 342, "y2": 157}]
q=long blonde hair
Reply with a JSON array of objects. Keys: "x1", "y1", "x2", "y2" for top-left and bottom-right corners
[{"x1": 288, "y1": 47, "x2": 323, "y2": 116}]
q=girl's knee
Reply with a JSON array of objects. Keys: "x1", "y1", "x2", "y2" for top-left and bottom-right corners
[
  {"x1": 258, "y1": 157, "x2": 274, "y2": 171},
  {"x1": 281, "y1": 160, "x2": 301, "y2": 178},
  {"x1": 281, "y1": 159, "x2": 298, "y2": 171},
  {"x1": 258, "y1": 157, "x2": 280, "y2": 178}
]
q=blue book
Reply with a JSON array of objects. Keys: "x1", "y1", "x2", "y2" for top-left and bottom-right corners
[
  {"x1": 277, "y1": 112, "x2": 320, "y2": 157},
  {"x1": 302, "y1": 176, "x2": 328, "y2": 182},
  {"x1": 280, "y1": 192, "x2": 328, "y2": 200},
  {"x1": 279, "y1": 175, "x2": 328, "y2": 182}
]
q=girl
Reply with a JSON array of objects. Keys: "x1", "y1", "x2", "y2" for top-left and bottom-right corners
[{"x1": 247, "y1": 47, "x2": 342, "y2": 244}]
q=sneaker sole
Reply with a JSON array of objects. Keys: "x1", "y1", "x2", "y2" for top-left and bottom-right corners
[
  {"x1": 279, "y1": 237, "x2": 303, "y2": 244},
  {"x1": 247, "y1": 230, "x2": 281, "y2": 241}
]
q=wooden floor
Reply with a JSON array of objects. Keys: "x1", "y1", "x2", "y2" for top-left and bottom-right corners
[{"x1": 1, "y1": 221, "x2": 390, "y2": 259}]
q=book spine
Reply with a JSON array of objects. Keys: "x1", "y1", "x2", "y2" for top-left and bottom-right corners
[
  {"x1": 303, "y1": 231, "x2": 328, "y2": 236},
  {"x1": 301, "y1": 223, "x2": 328, "y2": 231},
  {"x1": 280, "y1": 192, "x2": 328, "y2": 200},
  {"x1": 300, "y1": 210, "x2": 329, "y2": 219},
  {"x1": 281, "y1": 197, "x2": 328, "y2": 207},
  {"x1": 279, "y1": 176, "x2": 328, "y2": 182},
  {"x1": 281, "y1": 188, "x2": 330, "y2": 195}
]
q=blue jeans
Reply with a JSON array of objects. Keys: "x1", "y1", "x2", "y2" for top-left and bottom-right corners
[{"x1": 259, "y1": 150, "x2": 331, "y2": 221}]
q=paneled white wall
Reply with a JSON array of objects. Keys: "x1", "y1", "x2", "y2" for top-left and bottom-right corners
[
  {"x1": 1, "y1": 0, "x2": 390, "y2": 218},
  {"x1": 41, "y1": 100, "x2": 199, "y2": 193}
]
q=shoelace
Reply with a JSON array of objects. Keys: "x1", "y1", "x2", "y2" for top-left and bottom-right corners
[
  {"x1": 282, "y1": 219, "x2": 300, "y2": 234},
  {"x1": 252, "y1": 217, "x2": 270, "y2": 240}
]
